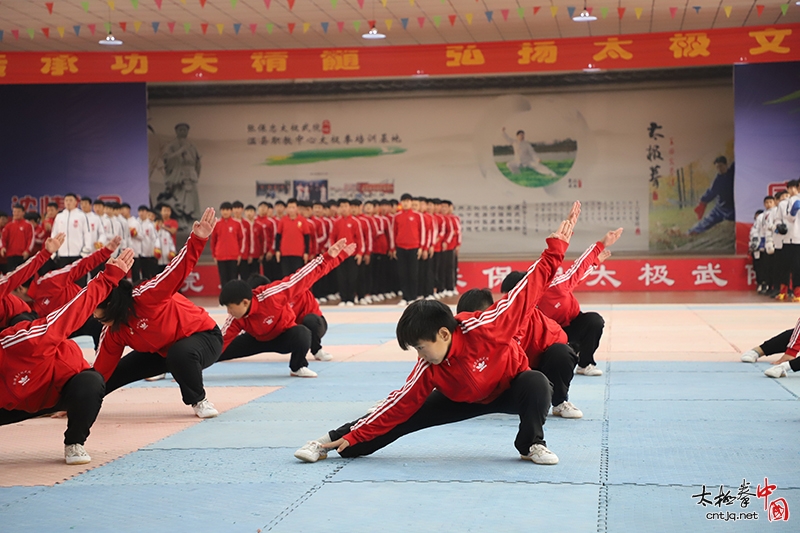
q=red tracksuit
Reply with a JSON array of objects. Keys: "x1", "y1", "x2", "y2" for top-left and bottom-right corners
[
  {"x1": 330, "y1": 216, "x2": 364, "y2": 253},
  {"x1": 211, "y1": 217, "x2": 244, "y2": 261},
  {"x1": 250, "y1": 219, "x2": 265, "y2": 260},
  {"x1": 393, "y1": 209, "x2": 425, "y2": 250},
  {"x1": 0, "y1": 264, "x2": 125, "y2": 412},
  {"x1": 516, "y1": 311, "x2": 568, "y2": 369},
  {"x1": 277, "y1": 215, "x2": 310, "y2": 257},
  {"x1": 0, "y1": 249, "x2": 52, "y2": 328},
  {"x1": 1, "y1": 219, "x2": 34, "y2": 257},
  {"x1": 28, "y1": 247, "x2": 112, "y2": 317},
  {"x1": 344, "y1": 238, "x2": 567, "y2": 445},
  {"x1": 537, "y1": 241, "x2": 604, "y2": 327},
  {"x1": 290, "y1": 290, "x2": 322, "y2": 324},
  {"x1": 221, "y1": 253, "x2": 344, "y2": 350},
  {"x1": 93, "y1": 233, "x2": 217, "y2": 380},
  {"x1": 238, "y1": 219, "x2": 254, "y2": 261}
]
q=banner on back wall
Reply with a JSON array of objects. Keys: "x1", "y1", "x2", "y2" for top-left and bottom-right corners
[
  {"x1": 149, "y1": 83, "x2": 733, "y2": 255},
  {"x1": 733, "y1": 61, "x2": 800, "y2": 254},
  {"x1": 0, "y1": 83, "x2": 149, "y2": 215}
]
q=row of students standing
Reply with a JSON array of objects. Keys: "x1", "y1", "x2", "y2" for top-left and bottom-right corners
[{"x1": 209, "y1": 195, "x2": 463, "y2": 306}]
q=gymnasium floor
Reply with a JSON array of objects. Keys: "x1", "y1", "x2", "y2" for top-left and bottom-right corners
[{"x1": 2, "y1": 294, "x2": 799, "y2": 532}]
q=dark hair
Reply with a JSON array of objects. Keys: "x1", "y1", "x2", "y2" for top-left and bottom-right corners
[
  {"x1": 338, "y1": 198, "x2": 351, "y2": 206},
  {"x1": 219, "y1": 280, "x2": 253, "y2": 306},
  {"x1": 442, "y1": 200, "x2": 453, "y2": 206},
  {"x1": 714, "y1": 156, "x2": 728, "y2": 165},
  {"x1": 400, "y1": 193, "x2": 413, "y2": 201},
  {"x1": 121, "y1": 203, "x2": 131, "y2": 209},
  {"x1": 286, "y1": 198, "x2": 298, "y2": 205},
  {"x1": 247, "y1": 274, "x2": 270, "y2": 289},
  {"x1": 220, "y1": 202, "x2": 233, "y2": 210},
  {"x1": 93, "y1": 199, "x2": 106, "y2": 206},
  {"x1": 138, "y1": 205, "x2": 149, "y2": 212},
  {"x1": 0, "y1": 211, "x2": 8, "y2": 218},
  {"x1": 788, "y1": 179, "x2": 800, "y2": 189},
  {"x1": 245, "y1": 204, "x2": 256, "y2": 211},
  {"x1": 23, "y1": 211, "x2": 40, "y2": 222},
  {"x1": 232, "y1": 200, "x2": 244, "y2": 209},
  {"x1": 258, "y1": 201, "x2": 269, "y2": 207},
  {"x1": 764, "y1": 195, "x2": 775, "y2": 202},
  {"x1": 96, "y1": 279, "x2": 136, "y2": 332},
  {"x1": 501, "y1": 271, "x2": 525, "y2": 294},
  {"x1": 81, "y1": 197, "x2": 92, "y2": 203},
  {"x1": 64, "y1": 193, "x2": 79, "y2": 201},
  {"x1": 396, "y1": 300, "x2": 458, "y2": 350},
  {"x1": 755, "y1": 209, "x2": 764, "y2": 216},
  {"x1": 516, "y1": 130, "x2": 525, "y2": 136},
  {"x1": 12, "y1": 204, "x2": 24, "y2": 210},
  {"x1": 275, "y1": 200, "x2": 287, "y2": 207},
  {"x1": 776, "y1": 190, "x2": 789, "y2": 199},
  {"x1": 456, "y1": 288, "x2": 494, "y2": 314},
  {"x1": 47, "y1": 202, "x2": 58, "y2": 208},
  {"x1": 351, "y1": 199, "x2": 362, "y2": 206}
]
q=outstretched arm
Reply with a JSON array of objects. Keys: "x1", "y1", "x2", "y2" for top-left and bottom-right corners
[{"x1": 0, "y1": 233, "x2": 64, "y2": 298}]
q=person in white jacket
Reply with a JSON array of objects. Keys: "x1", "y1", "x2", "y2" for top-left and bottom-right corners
[
  {"x1": 780, "y1": 179, "x2": 800, "y2": 301},
  {"x1": 139, "y1": 207, "x2": 158, "y2": 281},
  {"x1": 773, "y1": 185, "x2": 798, "y2": 301},
  {"x1": 758, "y1": 196, "x2": 777, "y2": 295},
  {"x1": 501, "y1": 127, "x2": 557, "y2": 177},
  {"x1": 154, "y1": 217, "x2": 177, "y2": 273},
  {"x1": 51, "y1": 193, "x2": 92, "y2": 268},
  {"x1": 80, "y1": 197, "x2": 107, "y2": 252}
]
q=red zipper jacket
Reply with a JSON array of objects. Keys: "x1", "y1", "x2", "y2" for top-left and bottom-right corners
[
  {"x1": 537, "y1": 241, "x2": 604, "y2": 327},
  {"x1": 344, "y1": 238, "x2": 567, "y2": 445},
  {"x1": 28, "y1": 247, "x2": 112, "y2": 317},
  {"x1": 0, "y1": 249, "x2": 52, "y2": 328},
  {"x1": 0, "y1": 263, "x2": 125, "y2": 412},
  {"x1": 93, "y1": 233, "x2": 217, "y2": 381},
  {"x1": 1, "y1": 219, "x2": 34, "y2": 257},
  {"x1": 393, "y1": 210, "x2": 425, "y2": 250},
  {"x1": 290, "y1": 290, "x2": 322, "y2": 324},
  {"x1": 330, "y1": 216, "x2": 364, "y2": 255},
  {"x1": 221, "y1": 253, "x2": 344, "y2": 351},
  {"x1": 211, "y1": 217, "x2": 244, "y2": 261},
  {"x1": 277, "y1": 215, "x2": 310, "y2": 257}
]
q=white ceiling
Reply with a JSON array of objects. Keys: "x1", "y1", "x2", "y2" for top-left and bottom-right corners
[{"x1": 0, "y1": 0, "x2": 798, "y2": 52}]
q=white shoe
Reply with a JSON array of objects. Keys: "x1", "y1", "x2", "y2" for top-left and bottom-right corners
[
  {"x1": 765, "y1": 362, "x2": 789, "y2": 378},
  {"x1": 443, "y1": 290, "x2": 453, "y2": 297},
  {"x1": 318, "y1": 297, "x2": 328, "y2": 304},
  {"x1": 397, "y1": 299, "x2": 408, "y2": 306},
  {"x1": 145, "y1": 373, "x2": 167, "y2": 382},
  {"x1": 192, "y1": 398, "x2": 219, "y2": 418},
  {"x1": 65, "y1": 444, "x2": 91, "y2": 465},
  {"x1": 337, "y1": 301, "x2": 347, "y2": 307},
  {"x1": 294, "y1": 440, "x2": 328, "y2": 463},
  {"x1": 359, "y1": 298, "x2": 369, "y2": 305},
  {"x1": 740, "y1": 350, "x2": 760, "y2": 363},
  {"x1": 313, "y1": 349, "x2": 333, "y2": 361},
  {"x1": 452, "y1": 289, "x2": 459, "y2": 296},
  {"x1": 345, "y1": 301, "x2": 355, "y2": 307},
  {"x1": 389, "y1": 292, "x2": 397, "y2": 298},
  {"x1": 552, "y1": 401, "x2": 583, "y2": 419},
  {"x1": 291, "y1": 366, "x2": 318, "y2": 378},
  {"x1": 327, "y1": 294, "x2": 337, "y2": 301},
  {"x1": 425, "y1": 295, "x2": 436, "y2": 300},
  {"x1": 576, "y1": 364, "x2": 603, "y2": 376},
  {"x1": 522, "y1": 443, "x2": 559, "y2": 465}
]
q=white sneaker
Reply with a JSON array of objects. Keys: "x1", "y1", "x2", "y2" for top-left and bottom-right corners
[
  {"x1": 740, "y1": 350, "x2": 760, "y2": 363},
  {"x1": 397, "y1": 299, "x2": 408, "y2": 306},
  {"x1": 294, "y1": 440, "x2": 328, "y2": 463},
  {"x1": 327, "y1": 294, "x2": 337, "y2": 301},
  {"x1": 359, "y1": 298, "x2": 369, "y2": 306},
  {"x1": 576, "y1": 364, "x2": 603, "y2": 376},
  {"x1": 192, "y1": 398, "x2": 219, "y2": 418},
  {"x1": 552, "y1": 401, "x2": 583, "y2": 419},
  {"x1": 291, "y1": 366, "x2": 318, "y2": 378},
  {"x1": 313, "y1": 349, "x2": 333, "y2": 361},
  {"x1": 65, "y1": 444, "x2": 91, "y2": 465},
  {"x1": 337, "y1": 301, "x2": 347, "y2": 307},
  {"x1": 425, "y1": 295, "x2": 436, "y2": 300},
  {"x1": 318, "y1": 297, "x2": 328, "y2": 304},
  {"x1": 443, "y1": 290, "x2": 453, "y2": 297},
  {"x1": 388, "y1": 292, "x2": 397, "y2": 298},
  {"x1": 145, "y1": 373, "x2": 167, "y2": 382},
  {"x1": 765, "y1": 362, "x2": 789, "y2": 378},
  {"x1": 452, "y1": 289, "x2": 459, "y2": 296},
  {"x1": 522, "y1": 443, "x2": 559, "y2": 465},
  {"x1": 345, "y1": 301, "x2": 354, "y2": 307}
]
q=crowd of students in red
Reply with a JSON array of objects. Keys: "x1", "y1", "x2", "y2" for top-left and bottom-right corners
[{"x1": 209, "y1": 194, "x2": 462, "y2": 307}]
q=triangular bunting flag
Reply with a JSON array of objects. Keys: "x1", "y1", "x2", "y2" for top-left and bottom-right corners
[
  {"x1": 264, "y1": 0, "x2": 271, "y2": 8},
  {"x1": 756, "y1": 5, "x2": 764, "y2": 16},
  {"x1": 303, "y1": 22, "x2": 310, "y2": 33},
  {"x1": 724, "y1": 6, "x2": 732, "y2": 17},
  {"x1": 381, "y1": 0, "x2": 386, "y2": 6},
  {"x1": 693, "y1": 6, "x2": 700, "y2": 13},
  {"x1": 155, "y1": 0, "x2": 162, "y2": 9},
  {"x1": 401, "y1": 17, "x2": 408, "y2": 29},
  {"x1": 231, "y1": 0, "x2": 238, "y2": 7},
  {"x1": 449, "y1": 14, "x2": 457, "y2": 25},
  {"x1": 533, "y1": 6, "x2": 541, "y2": 15},
  {"x1": 321, "y1": 21, "x2": 329, "y2": 33},
  {"x1": 465, "y1": 13, "x2": 473, "y2": 24},
  {"x1": 234, "y1": 22, "x2": 241, "y2": 34},
  {"x1": 131, "y1": 0, "x2": 139, "y2": 8},
  {"x1": 337, "y1": 20, "x2": 345, "y2": 31},
  {"x1": 635, "y1": 7, "x2": 643, "y2": 19},
  {"x1": 134, "y1": 20, "x2": 142, "y2": 32},
  {"x1": 485, "y1": 11, "x2": 493, "y2": 22},
  {"x1": 287, "y1": 22, "x2": 295, "y2": 33},
  {"x1": 12, "y1": 29, "x2": 19, "y2": 39},
  {"x1": 358, "y1": 0, "x2": 364, "y2": 8},
  {"x1": 216, "y1": 23, "x2": 224, "y2": 34},
  {"x1": 550, "y1": 6, "x2": 558, "y2": 17},
  {"x1": 517, "y1": 7, "x2": 524, "y2": 18},
  {"x1": 669, "y1": 7, "x2": 677, "y2": 18},
  {"x1": 42, "y1": 27, "x2": 50, "y2": 38},
  {"x1": 409, "y1": 0, "x2": 414, "y2": 6},
  {"x1": 46, "y1": 2, "x2": 54, "y2": 15},
  {"x1": 184, "y1": 22, "x2": 191, "y2": 33},
  {"x1": 81, "y1": 2, "x2": 89, "y2": 12},
  {"x1": 331, "y1": 0, "x2": 337, "y2": 7},
  {"x1": 288, "y1": 0, "x2": 295, "y2": 10},
  {"x1": 201, "y1": 22, "x2": 209, "y2": 34},
  {"x1": 26, "y1": 28, "x2": 34, "y2": 39},
  {"x1": 385, "y1": 19, "x2": 392, "y2": 30},
  {"x1": 57, "y1": 26, "x2": 65, "y2": 37},
  {"x1": 353, "y1": 20, "x2": 361, "y2": 31},
  {"x1": 108, "y1": 0, "x2": 116, "y2": 9},
  {"x1": 780, "y1": 4, "x2": 788, "y2": 16},
  {"x1": 169, "y1": 21, "x2": 177, "y2": 33},
  {"x1": 368, "y1": 19, "x2": 375, "y2": 27},
  {"x1": 500, "y1": 9, "x2": 508, "y2": 20},
  {"x1": 88, "y1": 23, "x2": 96, "y2": 35},
  {"x1": 267, "y1": 23, "x2": 274, "y2": 33},
  {"x1": 104, "y1": 21, "x2": 111, "y2": 32},
  {"x1": 250, "y1": 23, "x2": 257, "y2": 33},
  {"x1": 601, "y1": 6, "x2": 608, "y2": 18},
  {"x1": 618, "y1": 7, "x2": 625, "y2": 18},
  {"x1": 72, "y1": 26, "x2": 80, "y2": 36},
  {"x1": 152, "y1": 21, "x2": 159, "y2": 33},
  {"x1": 567, "y1": 6, "x2": 575, "y2": 18},
  {"x1": 120, "y1": 21, "x2": 127, "y2": 31},
  {"x1": 200, "y1": 0, "x2": 207, "y2": 7},
  {"x1": 587, "y1": 7, "x2": 593, "y2": 15},
  {"x1": 433, "y1": 15, "x2": 441, "y2": 26},
  {"x1": 418, "y1": 16, "x2": 425, "y2": 27}
]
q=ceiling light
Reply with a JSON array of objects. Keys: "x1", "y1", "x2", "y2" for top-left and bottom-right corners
[
  {"x1": 99, "y1": 32, "x2": 123, "y2": 46},
  {"x1": 362, "y1": 26, "x2": 386, "y2": 39},
  {"x1": 573, "y1": 8, "x2": 597, "y2": 22}
]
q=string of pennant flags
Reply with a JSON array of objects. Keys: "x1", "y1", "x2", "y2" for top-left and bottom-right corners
[{"x1": 0, "y1": 1, "x2": 795, "y2": 41}]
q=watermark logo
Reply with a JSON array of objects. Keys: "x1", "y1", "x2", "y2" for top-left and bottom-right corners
[{"x1": 693, "y1": 478, "x2": 789, "y2": 522}]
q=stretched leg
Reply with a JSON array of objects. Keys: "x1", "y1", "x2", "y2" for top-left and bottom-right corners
[
  {"x1": 164, "y1": 327, "x2": 223, "y2": 405},
  {"x1": 219, "y1": 326, "x2": 311, "y2": 372},
  {"x1": 57, "y1": 370, "x2": 105, "y2": 445},
  {"x1": 503, "y1": 370, "x2": 552, "y2": 455},
  {"x1": 302, "y1": 314, "x2": 328, "y2": 355},
  {"x1": 529, "y1": 161, "x2": 557, "y2": 177},
  {"x1": 536, "y1": 344, "x2": 578, "y2": 407},
  {"x1": 104, "y1": 350, "x2": 169, "y2": 396},
  {"x1": 760, "y1": 328, "x2": 794, "y2": 355},
  {"x1": 565, "y1": 311, "x2": 605, "y2": 369}
]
